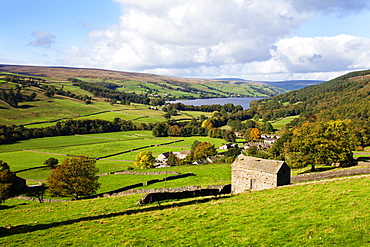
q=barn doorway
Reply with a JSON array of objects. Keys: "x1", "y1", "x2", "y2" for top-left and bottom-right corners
[{"x1": 250, "y1": 179, "x2": 256, "y2": 190}]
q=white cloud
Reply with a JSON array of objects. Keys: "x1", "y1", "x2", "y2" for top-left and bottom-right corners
[
  {"x1": 60, "y1": 0, "x2": 370, "y2": 80},
  {"x1": 28, "y1": 31, "x2": 56, "y2": 48},
  {"x1": 259, "y1": 35, "x2": 370, "y2": 73}
]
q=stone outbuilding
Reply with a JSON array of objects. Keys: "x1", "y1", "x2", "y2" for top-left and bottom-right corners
[{"x1": 231, "y1": 154, "x2": 290, "y2": 193}]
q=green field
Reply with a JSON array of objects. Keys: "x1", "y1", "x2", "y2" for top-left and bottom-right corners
[
  {"x1": 0, "y1": 176, "x2": 368, "y2": 246},
  {"x1": 270, "y1": 116, "x2": 299, "y2": 130},
  {"x1": 0, "y1": 131, "x2": 230, "y2": 188}
]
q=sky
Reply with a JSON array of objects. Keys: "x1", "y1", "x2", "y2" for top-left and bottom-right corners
[{"x1": 1, "y1": 0, "x2": 370, "y2": 81}]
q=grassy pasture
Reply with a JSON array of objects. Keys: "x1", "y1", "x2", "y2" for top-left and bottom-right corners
[
  {"x1": 31, "y1": 139, "x2": 169, "y2": 158},
  {"x1": 270, "y1": 115, "x2": 299, "y2": 130},
  {"x1": 0, "y1": 176, "x2": 368, "y2": 246},
  {"x1": 0, "y1": 135, "x2": 120, "y2": 153},
  {"x1": 0, "y1": 131, "x2": 228, "y2": 182}
]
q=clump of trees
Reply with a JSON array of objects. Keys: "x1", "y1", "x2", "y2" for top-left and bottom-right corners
[
  {"x1": 0, "y1": 88, "x2": 37, "y2": 108},
  {"x1": 70, "y1": 79, "x2": 151, "y2": 105},
  {"x1": 190, "y1": 141, "x2": 217, "y2": 161},
  {"x1": 47, "y1": 156, "x2": 100, "y2": 199},
  {"x1": 0, "y1": 118, "x2": 137, "y2": 145},
  {"x1": 163, "y1": 102, "x2": 243, "y2": 113},
  {"x1": 284, "y1": 120, "x2": 355, "y2": 171}
]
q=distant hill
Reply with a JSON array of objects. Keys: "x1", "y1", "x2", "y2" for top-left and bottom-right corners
[
  {"x1": 250, "y1": 69, "x2": 370, "y2": 122},
  {"x1": 263, "y1": 80, "x2": 324, "y2": 91},
  {"x1": 214, "y1": 78, "x2": 324, "y2": 91},
  {"x1": 0, "y1": 64, "x2": 286, "y2": 98}
]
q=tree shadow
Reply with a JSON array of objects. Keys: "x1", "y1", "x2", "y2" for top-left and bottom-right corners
[
  {"x1": 0, "y1": 203, "x2": 27, "y2": 210},
  {"x1": 18, "y1": 105, "x2": 35, "y2": 109},
  {"x1": 0, "y1": 195, "x2": 231, "y2": 237}
]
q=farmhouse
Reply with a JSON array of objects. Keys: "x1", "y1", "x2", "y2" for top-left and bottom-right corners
[
  {"x1": 174, "y1": 150, "x2": 191, "y2": 160},
  {"x1": 231, "y1": 154, "x2": 290, "y2": 193},
  {"x1": 156, "y1": 152, "x2": 171, "y2": 164},
  {"x1": 219, "y1": 143, "x2": 238, "y2": 150}
]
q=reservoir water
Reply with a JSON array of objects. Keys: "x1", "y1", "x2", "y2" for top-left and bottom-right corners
[{"x1": 167, "y1": 97, "x2": 263, "y2": 110}]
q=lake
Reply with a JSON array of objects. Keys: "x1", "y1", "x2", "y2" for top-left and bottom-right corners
[{"x1": 167, "y1": 97, "x2": 263, "y2": 110}]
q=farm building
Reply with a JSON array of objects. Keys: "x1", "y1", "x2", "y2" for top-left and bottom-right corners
[
  {"x1": 231, "y1": 155, "x2": 290, "y2": 193},
  {"x1": 219, "y1": 143, "x2": 238, "y2": 150},
  {"x1": 174, "y1": 150, "x2": 191, "y2": 160}
]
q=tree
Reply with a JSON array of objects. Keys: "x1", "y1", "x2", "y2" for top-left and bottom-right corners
[
  {"x1": 47, "y1": 156, "x2": 100, "y2": 199},
  {"x1": 201, "y1": 120, "x2": 214, "y2": 130},
  {"x1": 0, "y1": 160, "x2": 17, "y2": 203},
  {"x1": 193, "y1": 142, "x2": 217, "y2": 161},
  {"x1": 167, "y1": 152, "x2": 179, "y2": 166},
  {"x1": 43, "y1": 157, "x2": 59, "y2": 168},
  {"x1": 263, "y1": 122, "x2": 274, "y2": 133},
  {"x1": 163, "y1": 112, "x2": 172, "y2": 120},
  {"x1": 223, "y1": 130, "x2": 236, "y2": 143},
  {"x1": 244, "y1": 128, "x2": 261, "y2": 142},
  {"x1": 284, "y1": 120, "x2": 355, "y2": 171},
  {"x1": 246, "y1": 145, "x2": 258, "y2": 156},
  {"x1": 222, "y1": 147, "x2": 241, "y2": 162},
  {"x1": 152, "y1": 123, "x2": 168, "y2": 137},
  {"x1": 134, "y1": 151, "x2": 156, "y2": 169}
]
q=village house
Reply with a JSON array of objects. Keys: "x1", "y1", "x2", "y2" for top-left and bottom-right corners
[
  {"x1": 174, "y1": 150, "x2": 191, "y2": 160},
  {"x1": 156, "y1": 150, "x2": 190, "y2": 166},
  {"x1": 243, "y1": 142, "x2": 270, "y2": 150},
  {"x1": 219, "y1": 143, "x2": 238, "y2": 150},
  {"x1": 156, "y1": 152, "x2": 171, "y2": 164},
  {"x1": 263, "y1": 138, "x2": 276, "y2": 144},
  {"x1": 192, "y1": 157, "x2": 213, "y2": 165},
  {"x1": 231, "y1": 154, "x2": 290, "y2": 193}
]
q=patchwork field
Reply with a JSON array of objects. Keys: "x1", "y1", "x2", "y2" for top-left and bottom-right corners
[{"x1": 0, "y1": 130, "x2": 231, "y2": 193}]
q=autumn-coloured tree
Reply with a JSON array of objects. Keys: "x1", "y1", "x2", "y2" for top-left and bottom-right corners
[
  {"x1": 211, "y1": 111, "x2": 221, "y2": 118},
  {"x1": 244, "y1": 128, "x2": 261, "y2": 142},
  {"x1": 0, "y1": 160, "x2": 17, "y2": 203},
  {"x1": 193, "y1": 142, "x2": 217, "y2": 161},
  {"x1": 47, "y1": 156, "x2": 100, "y2": 199},
  {"x1": 168, "y1": 125, "x2": 185, "y2": 136},
  {"x1": 201, "y1": 120, "x2": 214, "y2": 130},
  {"x1": 134, "y1": 151, "x2": 156, "y2": 169},
  {"x1": 284, "y1": 120, "x2": 355, "y2": 171}
]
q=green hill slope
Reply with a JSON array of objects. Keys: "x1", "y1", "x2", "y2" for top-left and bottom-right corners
[
  {"x1": 251, "y1": 69, "x2": 370, "y2": 121},
  {"x1": 1, "y1": 176, "x2": 369, "y2": 246},
  {"x1": 0, "y1": 64, "x2": 286, "y2": 99}
]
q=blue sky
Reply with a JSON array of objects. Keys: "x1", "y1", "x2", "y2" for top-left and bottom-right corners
[{"x1": 1, "y1": 0, "x2": 370, "y2": 81}]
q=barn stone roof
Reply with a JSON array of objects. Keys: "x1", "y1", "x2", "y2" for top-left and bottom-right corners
[{"x1": 232, "y1": 154, "x2": 286, "y2": 174}]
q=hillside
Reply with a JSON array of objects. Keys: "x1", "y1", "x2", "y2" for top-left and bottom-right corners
[
  {"x1": 251, "y1": 69, "x2": 370, "y2": 122},
  {"x1": 0, "y1": 64, "x2": 286, "y2": 99},
  {"x1": 0, "y1": 176, "x2": 369, "y2": 246}
]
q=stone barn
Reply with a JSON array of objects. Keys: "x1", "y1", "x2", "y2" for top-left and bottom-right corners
[{"x1": 232, "y1": 155, "x2": 290, "y2": 193}]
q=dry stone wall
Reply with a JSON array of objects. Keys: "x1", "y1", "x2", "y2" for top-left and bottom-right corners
[
  {"x1": 76, "y1": 173, "x2": 196, "y2": 200},
  {"x1": 137, "y1": 184, "x2": 231, "y2": 205},
  {"x1": 291, "y1": 167, "x2": 370, "y2": 183}
]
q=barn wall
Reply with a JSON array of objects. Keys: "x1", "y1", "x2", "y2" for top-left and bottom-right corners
[
  {"x1": 277, "y1": 163, "x2": 291, "y2": 186},
  {"x1": 232, "y1": 164, "x2": 277, "y2": 193}
]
